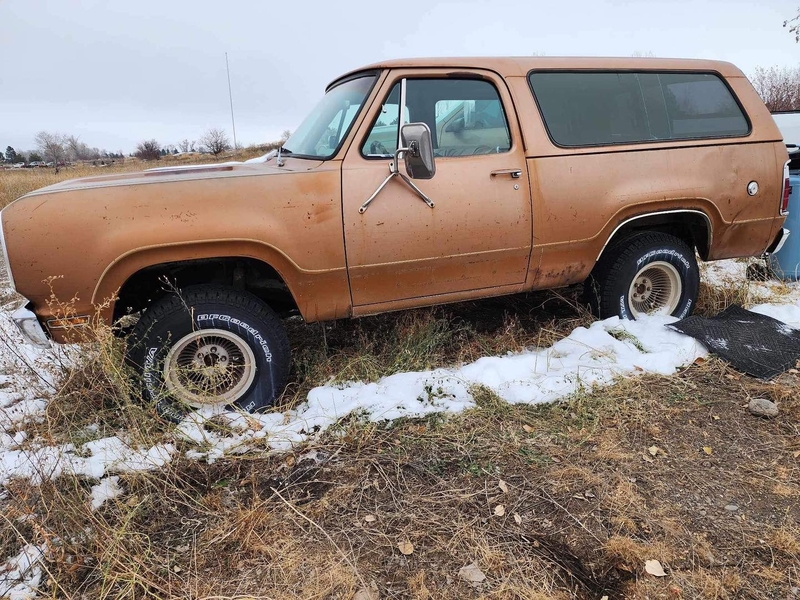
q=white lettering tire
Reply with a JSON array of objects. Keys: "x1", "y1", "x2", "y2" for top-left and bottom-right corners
[
  {"x1": 126, "y1": 286, "x2": 290, "y2": 421},
  {"x1": 587, "y1": 231, "x2": 699, "y2": 320}
]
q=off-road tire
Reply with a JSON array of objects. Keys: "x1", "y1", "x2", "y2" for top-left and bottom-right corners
[
  {"x1": 126, "y1": 285, "x2": 290, "y2": 421},
  {"x1": 586, "y1": 231, "x2": 699, "y2": 320}
]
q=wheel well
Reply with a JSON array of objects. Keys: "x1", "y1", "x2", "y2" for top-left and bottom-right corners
[
  {"x1": 113, "y1": 257, "x2": 298, "y2": 324},
  {"x1": 600, "y1": 212, "x2": 711, "y2": 262}
]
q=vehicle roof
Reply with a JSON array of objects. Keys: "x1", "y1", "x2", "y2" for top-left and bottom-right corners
[{"x1": 328, "y1": 56, "x2": 744, "y2": 89}]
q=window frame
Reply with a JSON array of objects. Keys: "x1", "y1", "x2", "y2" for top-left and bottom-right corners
[
  {"x1": 282, "y1": 71, "x2": 379, "y2": 161},
  {"x1": 526, "y1": 69, "x2": 752, "y2": 150},
  {"x1": 359, "y1": 75, "x2": 514, "y2": 160}
]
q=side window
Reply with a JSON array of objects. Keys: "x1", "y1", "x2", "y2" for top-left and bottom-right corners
[
  {"x1": 659, "y1": 73, "x2": 749, "y2": 137},
  {"x1": 361, "y1": 78, "x2": 511, "y2": 158},
  {"x1": 528, "y1": 71, "x2": 749, "y2": 147},
  {"x1": 527, "y1": 72, "x2": 649, "y2": 146},
  {"x1": 362, "y1": 83, "x2": 409, "y2": 156}
]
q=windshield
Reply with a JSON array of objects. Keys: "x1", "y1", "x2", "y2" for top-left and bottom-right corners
[{"x1": 281, "y1": 74, "x2": 376, "y2": 159}]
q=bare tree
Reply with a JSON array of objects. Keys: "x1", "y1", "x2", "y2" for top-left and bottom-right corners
[
  {"x1": 35, "y1": 131, "x2": 67, "y2": 172},
  {"x1": 200, "y1": 128, "x2": 231, "y2": 157},
  {"x1": 66, "y1": 135, "x2": 85, "y2": 160},
  {"x1": 64, "y1": 135, "x2": 100, "y2": 161},
  {"x1": 135, "y1": 139, "x2": 162, "y2": 161},
  {"x1": 178, "y1": 139, "x2": 196, "y2": 153},
  {"x1": 280, "y1": 129, "x2": 292, "y2": 143},
  {"x1": 750, "y1": 66, "x2": 800, "y2": 112},
  {"x1": 785, "y1": 8, "x2": 800, "y2": 42}
]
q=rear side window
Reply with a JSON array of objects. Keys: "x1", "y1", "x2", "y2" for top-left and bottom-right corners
[{"x1": 528, "y1": 71, "x2": 750, "y2": 147}]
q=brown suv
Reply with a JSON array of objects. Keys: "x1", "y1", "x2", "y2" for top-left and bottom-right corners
[{"x1": 2, "y1": 57, "x2": 790, "y2": 419}]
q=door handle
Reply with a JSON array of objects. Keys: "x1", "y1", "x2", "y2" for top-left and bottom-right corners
[{"x1": 490, "y1": 169, "x2": 523, "y2": 179}]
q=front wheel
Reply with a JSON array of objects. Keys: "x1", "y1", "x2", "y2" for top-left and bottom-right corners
[
  {"x1": 587, "y1": 231, "x2": 699, "y2": 320},
  {"x1": 126, "y1": 286, "x2": 290, "y2": 421}
]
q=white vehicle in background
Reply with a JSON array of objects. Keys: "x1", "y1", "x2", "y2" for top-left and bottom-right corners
[
  {"x1": 773, "y1": 111, "x2": 800, "y2": 146},
  {"x1": 772, "y1": 111, "x2": 800, "y2": 171}
]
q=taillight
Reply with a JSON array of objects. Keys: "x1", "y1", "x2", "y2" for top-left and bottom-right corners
[{"x1": 781, "y1": 160, "x2": 791, "y2": 216}]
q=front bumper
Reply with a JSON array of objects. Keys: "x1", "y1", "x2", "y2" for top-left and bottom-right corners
[
  {"x1": 12, "y1": 303, "x2": 51, "y2": 348},
  {"x1": 764, "y1": 227, "x2": 791, "y2": 256}
]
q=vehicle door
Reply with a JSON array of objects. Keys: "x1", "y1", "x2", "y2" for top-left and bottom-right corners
[{"x1": 341, "y1": 69, "x2": 532, "y2": 307}]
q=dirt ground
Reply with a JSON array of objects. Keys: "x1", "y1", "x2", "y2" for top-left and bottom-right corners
[
  {"x1": 0, "y1": 222, "x2": 797, "y2": 598},
  {"x1": 4, "y1": 316, "x2": 799, "y2": 599}
]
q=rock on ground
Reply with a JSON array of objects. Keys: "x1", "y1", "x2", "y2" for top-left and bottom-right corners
[{"x1": 748, "y1": 398, "x2": 779, "y2": 418}]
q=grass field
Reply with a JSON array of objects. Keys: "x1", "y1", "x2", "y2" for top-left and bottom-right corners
[
  {"x1": 0, "y1": 164, "x2": 798, "y2": 599},
  {"x1": 2, "y1": 300, "x2": 799, "y2": 599},
  {"x1": 0, "y1": 147, "x2": 269, "y2": 209}
]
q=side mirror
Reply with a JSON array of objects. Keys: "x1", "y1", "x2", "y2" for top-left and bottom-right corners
[{"x1": 400, "y1": 122, "x2": 436, "y2": 180}]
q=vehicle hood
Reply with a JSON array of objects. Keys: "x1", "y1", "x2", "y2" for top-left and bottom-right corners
[{"x1": 17, "y1": 159, "x2": 324, "y2": 199}]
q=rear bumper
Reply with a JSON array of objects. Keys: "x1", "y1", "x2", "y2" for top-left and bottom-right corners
[
  {"x1": 764, "y1": 227, "x2": 790, "y2": 256},
  {"x1": 12, "y1": 303, "x2": 51, "y2": 348}
]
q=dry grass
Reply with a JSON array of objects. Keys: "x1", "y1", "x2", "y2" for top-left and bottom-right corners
[
  {"x1": 0, "y1": 147, "x2": 270, "y2": 209},
  {"x1": 283, "y1": 288, "x2": 593, "y2": 407},
  {"x1": 694, "y1": 276, "x2": 775, "y2": 316},
  {"x1": 3, "y1": 354, "x2": 799, "y2": 599},
  {"x1": 695, "y1": 258, "x2": 799, "y2": 316},
  {"x1": 1, "y1": 200, "x2": 799, "y2": 596}
]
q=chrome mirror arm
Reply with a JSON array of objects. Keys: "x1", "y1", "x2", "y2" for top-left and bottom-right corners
[
  {"x1": 397, "y1": 172, "x2": 435, "y2": 208},
  {"x1": 359, "y1": 148, "x2": 435, "y2": 214},
  {"x1": 359, "y1": 167, "x2": 397, "y2": 214}
]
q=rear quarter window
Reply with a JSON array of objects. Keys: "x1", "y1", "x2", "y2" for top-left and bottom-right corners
[{"x1": 528, "y1": 71, "x2": 750, "y2": 147}]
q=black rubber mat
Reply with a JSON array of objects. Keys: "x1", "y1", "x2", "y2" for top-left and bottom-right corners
[{"x1": 668, "y1": 304, "x2": 800, "y2": 379}]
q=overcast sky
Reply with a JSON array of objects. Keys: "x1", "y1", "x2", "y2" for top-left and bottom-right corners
[{"x1": 0, "y1": 0, "x2": 796, "y2": 154}]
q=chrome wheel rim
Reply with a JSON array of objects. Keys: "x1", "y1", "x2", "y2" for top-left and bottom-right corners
[
  {"x1": 628, "y1": 261, "x2": 682, "y2": 318},
  {"x1": 163, "y1": 328, "x2": 256, "y2": 408}
]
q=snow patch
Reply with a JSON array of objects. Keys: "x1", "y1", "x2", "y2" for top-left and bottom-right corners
[
  {"x1": 705, "y1": 337, "x2": 729, "y2": 351},
  {"x1": 244, "y1": 149, "x2": 277, "y2": 164},
  {"x1": 0, "y1": 436, "x2": 176, "y2": 487},
  {"x1": 145, "y1": 161, "x2": 243, "y2": 172},
  {"x1": 90, "y1": 475, "x2": 122, "y2": 510},
  {"x1": 0, "y1": 544, "x2": 45, "y2": 600},
  {"x1": 750, "y1": 302, "x2": 800, "y2": 329},
  {"x1": 2, "y1": 259, "x2": 800, "y2": 598},
  {"x1": 179, "y1": 314, "x2": 708, "y2": 460}
]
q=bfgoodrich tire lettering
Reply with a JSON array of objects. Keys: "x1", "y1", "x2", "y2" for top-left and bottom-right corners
[
  {"x1": 127, "y1": 286, "x2": 290, "y2": 421},
  {"x1": 587, "y1": 231, "x2": 699, "y2": 320}
]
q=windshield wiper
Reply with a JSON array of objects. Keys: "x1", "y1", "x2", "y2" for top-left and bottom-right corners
[{"x1": 276, "y1": 145, "x2": 293, "y2": 166}]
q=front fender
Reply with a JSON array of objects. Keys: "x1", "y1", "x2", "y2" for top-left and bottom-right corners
[
  {"x1": 2, "y1": 160, "x2": 349, "y2": 334},
  {"x1": 93, "y1": 239, "x2": 351, "y2": 324}
]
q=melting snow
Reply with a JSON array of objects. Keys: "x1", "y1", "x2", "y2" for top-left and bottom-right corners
[
  {"x1": 0, "y1": 544, "x2": 45, "y2": 600},
  {"x1": 2, "y1": 258, "x2": 800, "y2": 595},
  {"x1": 751, "y1": 302, "x2": 800, "y2": 329},
  {"x1": 176, "y1": 314, "x2": 708, "y2": 461},
  {"x1": 90, "y1": 475, "x2": 122, "y2": 510},
  {"x1": 705, "y1": 337, "x2": 729, "y2": 351}
]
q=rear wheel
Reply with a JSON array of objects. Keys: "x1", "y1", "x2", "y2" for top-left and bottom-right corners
[
  {"x1": 126, "y1": 286, "x2": 290, "y2": 421},
  {"x1": 587, "y1": 231, "x2": 699, "y2": 320}
]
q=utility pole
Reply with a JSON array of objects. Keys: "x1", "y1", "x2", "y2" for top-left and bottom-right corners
[{"x1": 225, "y1": 52, "x2": 238, "y2": 150}]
